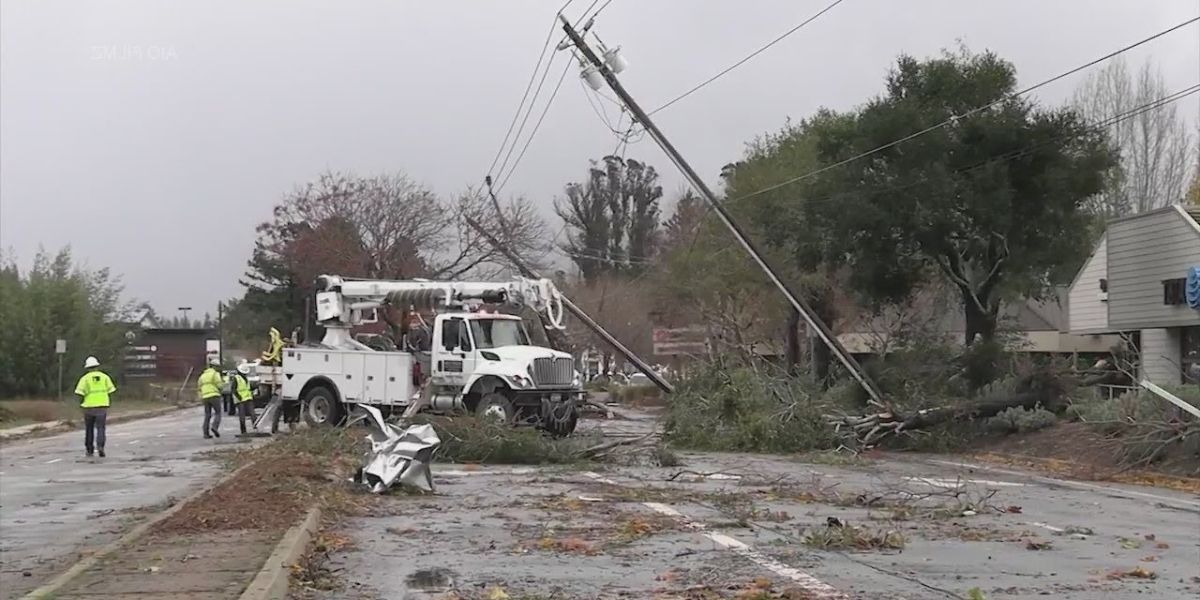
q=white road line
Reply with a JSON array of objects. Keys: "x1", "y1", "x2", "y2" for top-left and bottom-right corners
[
  {"x1": 1029, "y1": 521, "x2": 1065, "y2": 533},
  {"x1": 156, "y1": 434, "x2": 166, "y2": 438},
  {"x1": 905, "y1": 476, "x2": 1025, "y2": 488},
  {"x1": 45, "y1": 458, "x2": 62, "y2": 464},
  {"x1": 587, "y1": 473, "x2": 844, "y2": 599},
  {"x1": 128, "y1": 440, "x2": 140, "y2": 445},
  {"x1": 925, "y1": 459, "x2": 1200, "y2": 510},
  {"x1": 437, "y1": 467, "x2": 537, "y2": 477},
  {"x1": 110, "y1": 433, "x2": 131, "y2": 437}
]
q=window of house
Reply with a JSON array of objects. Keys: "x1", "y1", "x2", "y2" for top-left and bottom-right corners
[
  {"x1": 1182, "y1": 327, "x2": 1200, "y2": 384},
  {"x1": 1099, "y1": 278, "x2": 1108, "y2": 292},
  {"x1": 1163, "y1": 278, "x2": 1187, "y2": 305}
]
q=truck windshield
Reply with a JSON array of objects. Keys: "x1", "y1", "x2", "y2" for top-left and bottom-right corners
[{"x1": 469, "y1": 318, "x2": 530, "y2": 349}]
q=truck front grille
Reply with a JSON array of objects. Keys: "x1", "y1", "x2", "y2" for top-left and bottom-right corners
[{"x1": 532, "y1": 357, "x2": 574, "y2": 387}]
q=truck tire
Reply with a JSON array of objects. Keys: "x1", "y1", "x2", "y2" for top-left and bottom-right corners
[
  {"x1": 542, "y1": 400, "x2": 579, "y2": 438},
  {"x1": 475, "y1": 392, "x2": 515, "y2": 424},
  {"x1": 303, "y1": 386, "x2": 343, "y2": 427}
]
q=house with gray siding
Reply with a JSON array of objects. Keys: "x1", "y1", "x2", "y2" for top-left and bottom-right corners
[{"x1": 1067, "y1": 205, "x2": 1200, "y2": 384}]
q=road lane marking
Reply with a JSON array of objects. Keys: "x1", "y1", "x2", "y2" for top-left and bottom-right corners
[
  {"x1": 1030, "y1": 521, "x2": 1065, "y2": 533},
  {"x1": 586, "y1": 472, "x2": 844, "y2": 599},
  {"x1": 45, "y1": 458, "x2": 62, "y2": 464},
  {"x1": 925, "y1": 459, "x2": 1200, "y2": 511},
  {"x1": 156, "y1": 434, "x2": 166, "y2": 438},
  {"x1": 906, "y1": 476, "x2": 1025, "y2": 488},
  {"x1": 128, "y1": 440, "x2": 140, "y2": 445},
  {"x1": 437, "y1": 467, "x2": 537, "y2": 477}
]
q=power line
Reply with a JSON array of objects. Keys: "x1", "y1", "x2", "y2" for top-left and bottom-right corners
[
  {"x1": 494, "y1": 49, "x2": 566, "y2": 185},
  {"x1": 486, "y1": 11, "x2": 570, "y2": 179},
  {"x1": 730, "y1": 16, "x2": 1200, "y2": 204},
  {"x1": 495, "y1": 59, "x2": 575, "y2": 193},
  {"x1": 486, "y1": 0, "x2": 586, "y2": 184},
  {"x1": 648, "y1": 0, "x2": 849, "y2": 116}
]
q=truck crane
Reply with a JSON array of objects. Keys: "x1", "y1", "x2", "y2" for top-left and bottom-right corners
[{"x1": 253, "y1": 274, "x2": 582, "y2": 436}]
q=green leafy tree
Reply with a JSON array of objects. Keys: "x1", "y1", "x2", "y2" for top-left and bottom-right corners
[
  {"x1": 556, "y1": 156, "x2": 663, "y2": 281},
  {"x1": 0, "y1": 248, "x2": 132, "y2": 398},
  {"x1": 805, "y1": 48, "x2": 1117, "y2": 348}
]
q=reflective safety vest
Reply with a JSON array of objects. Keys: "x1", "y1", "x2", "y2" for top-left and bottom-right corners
[
  {"x1": 198, "y1": 368, "x2": 225, "y2": 400},
  {"x1": 75, "y1": 370, "x2": 116, "y2": 408},
  {"x1": 233, "y1": 373, "x2": 254, "y2": 403}
]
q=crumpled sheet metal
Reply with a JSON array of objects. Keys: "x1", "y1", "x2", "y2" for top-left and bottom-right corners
[{"x1": 350, "y1": 404, "x2": 440, "y2": 493}]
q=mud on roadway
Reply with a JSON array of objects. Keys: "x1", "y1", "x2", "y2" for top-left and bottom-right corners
[{"x1": 294, "y1": 408, "x2": 1200, "y2": 600}]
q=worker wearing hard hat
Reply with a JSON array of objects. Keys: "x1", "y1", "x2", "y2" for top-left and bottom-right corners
[
  {"x1": 232, "y1": 363, "x2": 257, "y2": 435},
  {"x1": 198, "y1": 358, "x2": 225, "y2": 439},
  {"x1": 75, "y1": 356, "x2": 116, "y2": 458}
]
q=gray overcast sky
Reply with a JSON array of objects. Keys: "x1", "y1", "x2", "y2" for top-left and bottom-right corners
[{"x1": 2, "y1": 1, "x2": 1197, "y2": 318}]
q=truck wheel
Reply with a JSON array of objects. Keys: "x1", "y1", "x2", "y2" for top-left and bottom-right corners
[
  {"x1": 475, "y1": 392, "x2": 515, "y2": 424},
  {"x1": 303, "y1": 386, "x2": 343, "y2": 427},
  {"x1": 542, "y1": 401, "x2": 579, "y2": 438}
]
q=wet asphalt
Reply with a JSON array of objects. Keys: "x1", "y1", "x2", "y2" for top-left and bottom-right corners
[
  {"x1": 0, "y1": 408, "x2": 262, "y2": 597},
  {"x1": 306, "y1": 408, "x2": 1200, "y2": 600}
]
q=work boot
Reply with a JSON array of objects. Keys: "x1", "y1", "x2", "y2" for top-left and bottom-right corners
[
  {"x1": 211, "y1": 428, "x2": 220, "y2": 438},
  {"x1": 98, "y1": 449, "x2": 106, "y2": 458},
  {"x1": 86, "y1": 450, "x2": 93, "y2": 457},
  {"x1": 204, "y1": 433, "x2": 212, "y2": 439}
]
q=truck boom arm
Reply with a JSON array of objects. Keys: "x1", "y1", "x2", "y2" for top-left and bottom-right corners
[{"x1": 314, "y1": 274, "x2": 566, "y2": 329}]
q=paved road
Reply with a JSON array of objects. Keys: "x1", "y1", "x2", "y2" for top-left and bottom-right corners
[
  {"x1": 309, "y1": 410, "x2": 1200, "y2": 600},
  {"x1": 0, "y1": 408, "x2": 260, "y2": 598}
]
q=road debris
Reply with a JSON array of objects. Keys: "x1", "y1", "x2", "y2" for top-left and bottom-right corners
[{"x1": 349, "y1": 405, "x2": 439, "y2": 493}]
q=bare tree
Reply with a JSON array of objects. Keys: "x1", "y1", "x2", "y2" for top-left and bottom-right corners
[
  {"x1": 257, "y1": 171, "x2": 548, "y2": 283},
  {"x1": 1072, "y1": 58, "x2": 1198, "y2": 216}
]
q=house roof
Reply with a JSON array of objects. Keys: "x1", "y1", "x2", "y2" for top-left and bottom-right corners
[
  {"x1": 839, "y1": 285, "x2": 1067, "y2": 335},
  {"x1": 1178, "y1": 204, "x2": 1200, "y2": 234}
]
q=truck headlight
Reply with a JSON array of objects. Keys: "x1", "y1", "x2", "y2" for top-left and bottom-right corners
[{"x1": 509, "y1": 374, "x2": 532, "y2": 389}]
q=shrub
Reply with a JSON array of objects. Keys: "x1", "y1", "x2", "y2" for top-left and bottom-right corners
[
  {"x1": 985, "y1": 406, "x2": 1058, "y2": 434},
  {"x1": 664, "y1": 363, "x2": 840, "y2": 453}
]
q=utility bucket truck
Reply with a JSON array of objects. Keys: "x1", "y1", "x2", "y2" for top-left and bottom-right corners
[{"x1": 258, "y1": 274, "x2": 583, "y2": 436}]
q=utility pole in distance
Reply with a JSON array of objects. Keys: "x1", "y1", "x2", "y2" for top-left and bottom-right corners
[{"x1": 558, "y1": 14, "x2": 887, "y2": 408}]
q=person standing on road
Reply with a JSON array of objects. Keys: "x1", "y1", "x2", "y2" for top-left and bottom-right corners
[
  {"x1": 198, "y1": 358, "x2": 225, "y2": 439},
  {"x1": 74, "y1": 356, "x2": 116, "y2": 458},
  {"x1": 232, "y1": 363, "x2": 257, "y2": 434}
]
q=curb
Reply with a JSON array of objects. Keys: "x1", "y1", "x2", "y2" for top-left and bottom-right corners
[
  {"x1": 20, "y1": 460, "x2": 257, "y2": 600},
  {"x1": 238, "y1": 507, "x2": 323, "y2": 600},
  {"x1": 0, "y1": 406, "x2": 186, "y2": 441}
]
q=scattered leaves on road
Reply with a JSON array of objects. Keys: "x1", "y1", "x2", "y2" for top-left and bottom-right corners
[{"x1": 1106, "y1": 566, "x2": 1157, "y2": 580}]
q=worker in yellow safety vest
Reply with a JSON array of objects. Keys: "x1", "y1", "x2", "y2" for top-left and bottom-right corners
[
  {"x1": 74, "y1": 356, "x2": 116, "y2": 458},
  {"x1": 232, "y1": 363, "x2": 257, "y2": 435},
  {"x1": 198, "y1": 358, "x2": 225, "y2": 439}
]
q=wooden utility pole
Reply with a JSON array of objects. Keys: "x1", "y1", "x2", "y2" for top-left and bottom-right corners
[
  {"x1": 559, "y1": 15, "x2": 887, "y2": 407},
  {"x1": 463, "y1": 214, "x2": 674, "y2": 394}
]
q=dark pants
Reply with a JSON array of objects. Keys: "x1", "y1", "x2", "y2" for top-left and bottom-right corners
[
  {"x1": 83, "y1": 407, "x2": 107, "y2": 454},
  {"x1": 202, "y1": 397, "x2": 222, "y2": 435},
  {"x1": 237, "y1": 401, "x2": 255, "y2": 433}
]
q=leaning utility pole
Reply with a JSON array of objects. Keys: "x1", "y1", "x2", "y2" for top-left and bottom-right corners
[
  {"x1": 464, "y1": 214, "x2": 674, "y2": 394},
  {"x1": 559, "y1": 15, "x2": 887, "y2": 407}
]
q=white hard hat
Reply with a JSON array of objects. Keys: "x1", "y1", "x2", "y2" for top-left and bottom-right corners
[
  {"x1": 237, "y1": 362, "x2": 251, "y2": 375},
  {"x1": 84, "y1": 356, "x2": 100, "y2": 369},
  {"x1": 208, "y1": 357, "x2": 220, "y2": 366}
]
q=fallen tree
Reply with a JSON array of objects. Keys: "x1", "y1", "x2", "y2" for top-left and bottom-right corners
[{"x1": 827, "y1": 368, "x2": 1073, "y2": 447}]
